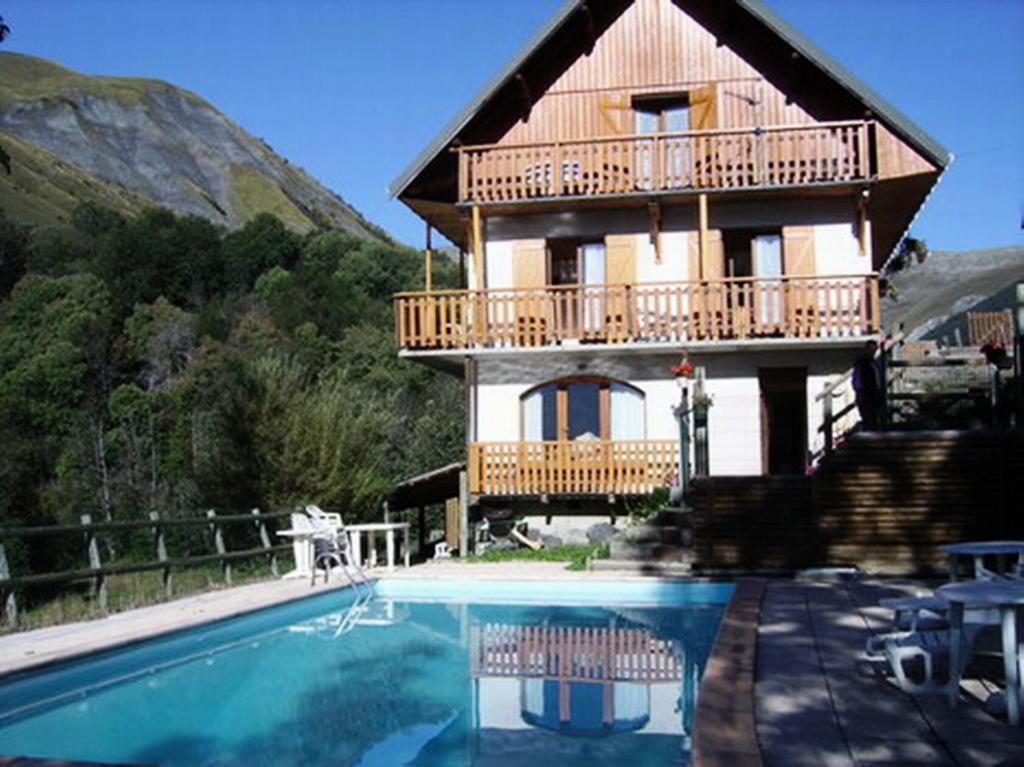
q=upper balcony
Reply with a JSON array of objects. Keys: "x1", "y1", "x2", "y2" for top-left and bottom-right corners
[
  {"x1": 395, "y1": 275, "x2": 880, "y2": 354},
  {"x1": 456, "y1": 121, "x2": 873, "y2": 206}
]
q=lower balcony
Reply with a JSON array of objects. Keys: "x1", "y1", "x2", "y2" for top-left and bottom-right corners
[
  {"x1": 395, "y1": 275, "x2": 879, "y2": 352},
  {"x1": 469, "y1": 440, "x2": 679, "y2": 497}
]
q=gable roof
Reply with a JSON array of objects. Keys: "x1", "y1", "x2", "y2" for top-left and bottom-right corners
[{"x1": 389, "y1": 0, "x2": 950, "y2": 200}]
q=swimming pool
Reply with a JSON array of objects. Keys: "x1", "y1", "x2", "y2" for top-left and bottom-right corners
[{"x1": 0, "y1": 579, "x2": 732, "y2": 766}]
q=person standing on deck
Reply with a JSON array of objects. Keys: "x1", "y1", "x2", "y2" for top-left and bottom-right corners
[{"x1": 852, "y1": 339, "x2": 885, "y2": 430}]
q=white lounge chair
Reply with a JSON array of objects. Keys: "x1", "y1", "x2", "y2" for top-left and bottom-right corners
[{"x1": 865, "y1": 595, "x2": 949, "y2": 658}]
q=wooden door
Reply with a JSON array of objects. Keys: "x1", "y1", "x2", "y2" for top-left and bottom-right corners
[{"x1": 759, "y1": 368, "x2": 808, "y2": 475}]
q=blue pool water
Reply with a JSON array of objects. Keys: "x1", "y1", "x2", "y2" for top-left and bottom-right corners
[{"x1": 0, "y1": 579, "x2": 731, "y2": 766}]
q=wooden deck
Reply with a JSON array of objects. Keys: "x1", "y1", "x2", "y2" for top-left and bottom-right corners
[
  {"x1": 468, "y1": 439, "x2": 678, "y2": 497},
  {"x1": 396, "y1": 275, "x2": 879, "y2": 352},
  {"x1": 458, "y1": 121, "x2": 872, "y2": 204}
]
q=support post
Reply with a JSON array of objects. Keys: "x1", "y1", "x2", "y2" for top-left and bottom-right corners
[
  {"x1": 424, "y1": 222, "x2": 433, "y2": 292},
  {"x1": 207, "y1": 510, "x2": 231, "y2": 585},
  {"x1": 81, "y1": 514, "x2": 107, "y2": 611},
  {"x1": 458, "y1": 470, "x2": 470, "y2": 558},
  {"x1": 697, "y1": 194, "x2": 709, "y2": 280},
  {"x1": 0, "y1": 543, "x2": 17, "y2": 627},
  {"x1": 418, "y1": 506, "x2": 427, "y2": 560},
  {"x1": 674, "y1": 386, "x2": 691, "y2": 505},
  {"x1": 252, "y1": 508, "x2": 278, "y2": 577},
  {"x1": 150, "y1": 511, "x2": 172, "y2": 597},
  {"x1": 471, "y1": 205, "x2": 484, "y2": 291}
]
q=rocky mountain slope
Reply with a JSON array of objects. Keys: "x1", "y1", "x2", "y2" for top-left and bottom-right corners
[
  {"x1": 883, "y1": 245, "x2": 1024, "y2": 340},
  {"x1": 0, "y1": 52, "x2": 388, "y2": 239}
]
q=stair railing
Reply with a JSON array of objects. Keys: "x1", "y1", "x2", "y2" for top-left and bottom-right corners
[{"x1": 816, "y1": 327, "x2": 904, "y2": 458}]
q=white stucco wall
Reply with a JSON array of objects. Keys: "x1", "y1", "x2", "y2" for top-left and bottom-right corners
[{"x1": 475, "y1": 347, "x2": 858, "y2": 476}]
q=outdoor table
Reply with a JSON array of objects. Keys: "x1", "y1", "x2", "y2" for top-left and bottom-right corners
[
  {"x1": 940, "y1": 541, "x2": 1024, "y2": 582},
  {"x1": 346, "y1": 522, "x2": 410, "y2": 572},
  {"x1": 940, "y1": 579, "x2": 1024, "y2": 725}
]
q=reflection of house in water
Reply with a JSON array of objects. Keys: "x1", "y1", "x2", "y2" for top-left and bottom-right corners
[{"x1": 469, "y1": 617, "x2": 704, "y2": 759}]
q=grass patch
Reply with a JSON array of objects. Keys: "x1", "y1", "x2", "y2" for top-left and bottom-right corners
[
  {"x1": 3, "y1": 560, "x2": 281, "y2": 635},
  {"x1": 229, "y1": 164, "x2": 313, "y2": 232},
  {"x1": 460, "y1": 543, "x2": 609, "y2": 572}
]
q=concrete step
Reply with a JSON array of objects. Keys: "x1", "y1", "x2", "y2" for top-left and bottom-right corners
[{"x1": 609, "y1": 539, "x2": 693, "y2": 562}]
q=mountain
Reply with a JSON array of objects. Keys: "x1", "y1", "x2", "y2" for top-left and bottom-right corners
[
  {"x1": 0, "y1": 52, "x2": 388, "y2": 240},
  {"x1": 883, "y1": 245, "x2": 1024, "y2": 341}
]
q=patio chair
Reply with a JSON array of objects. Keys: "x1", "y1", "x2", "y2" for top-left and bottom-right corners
[
  {"x1": 879, "y1": 621, "x2": 993, "y2": 696},
  {"x1": 305, "y1": 505, "x2": 371, "y2": 597},
  {"x1": 864, "y1": 595, "x2": 949, "y2": 658}
]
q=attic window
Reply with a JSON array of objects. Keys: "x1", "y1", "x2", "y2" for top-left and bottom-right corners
[{"x1": 632, "y1": 94, "x2": 690, "y2": 134}]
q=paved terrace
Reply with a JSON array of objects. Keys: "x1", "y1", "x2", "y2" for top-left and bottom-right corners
[
  {"x1": 759, "y1": 578, "x2": 1024, "y2": 767},
  {"x1": 1, "y1": 565, "x2": 1023, "y2": 766}
]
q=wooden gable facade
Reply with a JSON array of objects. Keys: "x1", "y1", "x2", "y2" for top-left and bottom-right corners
[{"x1": 394, "y1": 0, "x2": 948, "y2": 267}]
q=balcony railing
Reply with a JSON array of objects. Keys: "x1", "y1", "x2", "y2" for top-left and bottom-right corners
[
  {"x1": 469, "y1": 440, "x2": 679, "y2": 496},
  {"x1": 457, "y1": 121, "x2": 872, "y2": 203},
  {"x1": 395, "y1": 275, "x2": 880, "y2": 351}
]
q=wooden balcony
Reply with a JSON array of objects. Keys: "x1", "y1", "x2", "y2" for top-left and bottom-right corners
[
  {"x1": 395, "y1": 275, "x2": 880, "y2": 351},
  {"x1": 469, "y1": 440, "x2": 678, "y2": 497},
  {"x1": 457, "y1": 121, "x2": 872, "y2": 204}
]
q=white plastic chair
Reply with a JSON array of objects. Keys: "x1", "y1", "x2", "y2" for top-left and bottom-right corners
[{"x1": 304, "y1": 505, "x2": 371, "y2": 597}]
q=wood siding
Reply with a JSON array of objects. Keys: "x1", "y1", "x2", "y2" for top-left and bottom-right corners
[{"x1": 500, "y1": 0, "x2": 816, "y2": 145}]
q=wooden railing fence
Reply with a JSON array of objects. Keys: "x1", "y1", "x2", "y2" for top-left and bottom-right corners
[
  {"x1": 470, "y1": 622, "x2": 681, "y2": 683},
  {"x1": 469, "y1": 440, "x2": 678, "y2": 496},
  {"x1": 396, "y1": 275, "x2": 880, "y2": 351},
  {"x1": 457, "y1": 120, "x2": 873, "y2": 203},
  {"x1": 0, "y1": 509, "x2": 292, "y2": 627}
]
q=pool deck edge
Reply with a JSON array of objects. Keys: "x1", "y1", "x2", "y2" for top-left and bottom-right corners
[
  {"x1": 0, "y1": 577, "x2": 355, "y2": 679},
  {"x1": 693, "y1": 578, "x2": 765, "y2": 767}
]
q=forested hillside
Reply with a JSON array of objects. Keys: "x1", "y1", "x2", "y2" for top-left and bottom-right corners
[{"x1": 0, "y1": 205, "x2": 464, "y2": 546}]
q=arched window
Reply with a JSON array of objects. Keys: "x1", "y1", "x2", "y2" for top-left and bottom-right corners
[{"x1": 521, "y1": 377, "x2": 645, "y2": 441}]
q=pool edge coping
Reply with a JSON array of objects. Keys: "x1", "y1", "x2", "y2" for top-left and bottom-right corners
[{"x1": 693, "y1": 578, "x2": 765, "y2": 767}]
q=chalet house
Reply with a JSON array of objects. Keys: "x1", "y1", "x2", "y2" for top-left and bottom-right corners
[{"x1": 389, "y1": 0, "x2": 948, "y2": 522}]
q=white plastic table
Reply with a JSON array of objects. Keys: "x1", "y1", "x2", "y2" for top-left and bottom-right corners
[
  {"x1": 940, "y1": 541, "x2": 1024, "y2": 582},
  {"x1": 940, "y1": 580, "x2": 1024, "y2": 725},
  {"x1": 276, "y1": 526, "x2": 318, "y2": 579},
  {"x1": 346, "y1": 523, "x2": 410, "y2": 572}
]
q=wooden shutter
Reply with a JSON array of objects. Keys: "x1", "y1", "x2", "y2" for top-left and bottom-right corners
[
  {"x1": 604, "y1": 235, "x2": 636, "y2": 342},
  {"x1": 702, "y1": 230, "x2": 724, "y2": 280},
  {"x1": 783, "y1": 226, "x2": 817, "y2": 336},
  {"x1": 512, "y1": 239, "x2": 547, "y2": 287},
  {"x1": 687, "y1": 232, "x2": 702, "y2": 281},
  {"x1": 511, "y1": 239, "x2": 548, "y2": 345},
  {"x1": 782, "y1": 227, "x2": 816, "y2": 276},
  {"x1": 689, "y1": 85, "x2": 717, "y2": 131},
  {"x1": 605, "y1": 235, "x2": 637, "y2": 285}
]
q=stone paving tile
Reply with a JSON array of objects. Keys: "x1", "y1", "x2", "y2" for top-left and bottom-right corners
[
  {"x1": 945, "y1": 742, "x2": 1024, "y2": 767},
  {"x1": 846, "y1": 737, "x2": 956, "y2": 766}
]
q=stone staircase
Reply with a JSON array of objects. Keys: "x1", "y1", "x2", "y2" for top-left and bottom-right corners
[{"x1": 590, "y1": 507, "x2": 696, "y2": 574}]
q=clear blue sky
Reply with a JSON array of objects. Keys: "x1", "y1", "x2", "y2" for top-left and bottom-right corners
[{"x1": 3, "y1": 0, "x2": 1022, "y2": 252}]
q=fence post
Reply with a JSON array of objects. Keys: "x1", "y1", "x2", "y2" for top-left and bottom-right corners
[
  {"x1": 81, "y1": 514, "x2": 108, "y2": 611},
  {"x1": 251, "y1": 508, "x2": 278, "y2": 577},
  {"x1": 0, "y1": 542, "x2": 17, "y2": 627},
  {"x1": 150, "y1": 511, "x2": 172, "y2": 598},
  {"x1": 207, "y1": 510, "x2": 231, "y2": 585}
]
